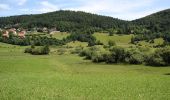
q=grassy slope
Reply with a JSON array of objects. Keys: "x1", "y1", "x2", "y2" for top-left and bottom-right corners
[
  {"x1": 93, "y1": 33, "x2": 164, "y2": 48},
  {"x1": 93, "y1": 33, "x2": 133, "y2": 47},
  {"x1": 138, "y1": 38, "x2": 164, "y2": 47},
  {"x1": 51, "y1": 32, "x2": 70, "y2": 40},
  {"x1": 0, "y1": 42, "x2": 170, "y2": 100}
]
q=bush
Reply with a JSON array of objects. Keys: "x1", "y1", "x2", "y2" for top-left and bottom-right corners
[
  {"x1": 145, "y1": 47, "x2": 170, "y2": 66},
  {"x1": 42, "y1": 45, "x2": 50, "y2": 54},
  {"x1": 24, "y1": 45, "x2": 50, "y2": 55},
  {"x1": 125, "y1": 49, "x2": 144, "y2": 64},
  {"x1": 96, "y1": 40, "x2": 103, "y2": 45},
  {"x1": 91, "y1": 51, "x2": 104, "y2": 62},
  {"x1": 91, "y1": 51, "x2": 110, "y2": 63},
  {"x1": 145, "y1": 53, "x2": 166, "y2": 66},
  {"x1": 71, "y1": 46, "x2": 83, "y2": 54},
  {"x1": 158, "y1": 47, "x2": 170, "y2": 65},
  {"x1": 24, "y1": 48, "x2": 32, "y2": 53},
  {"x1": 108, "y1": 40, "x2": 116, "y2": 47},
  {"x1": 108, "y1": 46, "x2": 126, "y2": 63},
  {"x1": 57, "y1": 48, "x2": 67, "y2": 55},
  {"x1": 31, "y1": 47, "x2": 42, "y2": 55},
  {"x1": 79, "y1": 46, "x2": 106, "y2": 60}
]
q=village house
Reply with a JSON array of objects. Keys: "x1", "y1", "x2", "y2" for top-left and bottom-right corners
[
  {"x1": 8, "y1": 28, "x2": 17, "y2": 35},
  {"x1": 18, "y1": 30, "x2": 26, "y2": 38},
  {"x1": 49, "y1": 28, "x2": 60, "y2": 34},
  {"x1": 43, "y1": 27, "x2": 48, "y2": 33},
  {"x1": 2, "y1": 30, "x2": 9, "y2": 38}
]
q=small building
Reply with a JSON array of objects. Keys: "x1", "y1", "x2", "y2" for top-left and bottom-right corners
[
  {"x1": 43, "y1": 27, "x2": 48, "y2": 33},
  {"x1": 2, "y1": 30, "x2": 9, "y2": 38},
  {"x1": 8, "y1": 28, "x2": 17, "y2": 35},
  {"x1": 18, "y1": 31, "x2": 26, "y2": 38}
]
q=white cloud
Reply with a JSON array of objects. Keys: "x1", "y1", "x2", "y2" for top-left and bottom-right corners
[
  {"x1": 19, "y1": 1, "x2": 59, "y2": 14},
  {"x1": 111, "y1": 8, "x2": 165, "y2": 20},
  {"x1": 17, "y1": 0, "x2": 27, "y2": 6},
  {"x1": 15, "y1": 0, "x2": 169, "y2": 20},
  {"x1": 65, "y1": 0, "x2": 158, "y2": 20},
  {"x1": 0, "y1": 4, "x2": 10, "y2": 11},
  {"x1": 38, "y1": 1, "x2": 59, "y2": 13}
]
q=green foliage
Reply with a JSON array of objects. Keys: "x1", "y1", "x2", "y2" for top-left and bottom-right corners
[
  {"x1": 91, "y1": 51, "x2": 109, "y2": 63},
  {"x1": 71, "y1": 46, "x2": 83, "y2": 54},
  {"x1": 145, "y1": 47, "x2": 170, "y2": 66},
  {"x1": 95, "y1": 40, "x2": 103, "y2": 45},
  {"x1": 133, "y1": 9, "x2": 170, "y2": 33},
  {"x1": 108, "y1": 40, "x2": 116, "y2": 47},
  {"x1": 0, "y1": 35, "x2": 64, "y2": 46},
  {"x1": 25, "y1": 45, "x2": 50, "y2": 55},
  {"x1": 125, "y1": 48, "x2": 144, "y2": 64},
  {"x1": 0, "y1": 10, "x2": 127, "y2": 32},
  {"x1": 145, "y1": 53, "x2": 166, "y2": 66},
  {"x1": 66, "y1": 31, "x2": 96, "y2": 47},
  {"x1": 0, "y1": 31, "x2": 2, "y2": 37},
  {"x1": 57, "y1": 48, "x2": 67, "y2": 55},
  {"x1": 107, "y1": 46, "x2": 126, "y2": 63},
  {"x1": 80, "y1": 46, "x2": 105, "y2": 59}
]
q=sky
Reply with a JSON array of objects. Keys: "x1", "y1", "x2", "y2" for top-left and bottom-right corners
[{"x1": 0, "y1": 0, "x2": 170, "y2": 20}]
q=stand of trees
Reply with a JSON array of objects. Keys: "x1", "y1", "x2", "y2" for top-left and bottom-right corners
[
  {"x1": 0, "y1": 10, "x2": 128, "y2": 33},
  {"x1": 0, "y1": 34, "x2": 65, "y2": 46},
  {"x1": 25, "y1": 45, "x2": 50, "y2": 55},
  {"x1": 78, "y1": 45, "x2": 170, "y2": 67}
]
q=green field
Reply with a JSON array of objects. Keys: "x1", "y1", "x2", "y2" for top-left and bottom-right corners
[
  {"x1": 93, "y1": 33, "x2": 133, "y2": 47},
  {"x1": 51, "y1": 32, "x2": 70, "y2": 40},
  {"x1": 0, "y1": 42, "x2": 170, "y2": 100}
]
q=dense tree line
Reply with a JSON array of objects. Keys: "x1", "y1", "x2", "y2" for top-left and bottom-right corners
[
  {"x1": 77, "y1": 45, "x2": 170, "y2": 66},
  {"x1": 131, "y1": 32, "x2": 170, "y2": 45},
  {"x1": 0, "y1": 33, "x2": 64, "y2": 46},
  {"x1": 132, "y1": 9, "x2": 170, "y2": 33},
  {"x1": 25, "y1": 45, "x2": 50, "y2": 55},
  {"x1": 65, "y1": 30, "x2": 97, "y2": 46},
  {"x1": 1, "y1": 9, "x2": 170, "y2": 34},
  {"x1": 0, "y1": 10, "x2": 128, "y2": 32}
]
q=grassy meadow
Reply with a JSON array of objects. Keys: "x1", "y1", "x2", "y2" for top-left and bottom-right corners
[
  {"x1": 51, "y1": 32, "x2": 70, "y2": 40},
  {"x1": 93, "y1": 33, "x2": 164, "y2": 48},
  {"x1": 93, "y1": 33, "x2": 133, "y2": 47},
  {"x1": 0, "y1": 42, "x2": 170, "y2": 100}
]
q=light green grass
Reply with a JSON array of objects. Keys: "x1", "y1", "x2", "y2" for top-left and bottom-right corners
[
  {"x1": 0, "y1": 42, "x2": 170, "y2": 100},
  {"x1": 66, "y1": 41, "x2": 88, "y2": 48},
  {"x1": 93, "y1": 33, "x2": 133, "y2": 47},
  {"x1": 51, "y1": 32, "x2": 70, "y2": 40},
  {"x1": 138, "y1": 38, "x2": 164, "y2": 47}
]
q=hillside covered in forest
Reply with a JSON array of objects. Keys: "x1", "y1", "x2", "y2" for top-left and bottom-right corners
[
  {"x1": 0, "y1": 9, "x2": 170, "y2": 34},
  {"x1": 0, "y1": 10, "x2": 128, "y2": 32},
  {"x1": 133, "y1": 9, "x2": 170, "y2": 33}
]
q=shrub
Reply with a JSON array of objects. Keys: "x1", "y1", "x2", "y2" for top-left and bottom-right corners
[
  {"x1": 79, "y1": 46, "x2": 106, "y2": 60},
  {"x1": 91, "y1": 51, "x2": 110, "y2": 63},
  {"x1": 24, "y1": 45, "x2": 50, "y2": 55},
  {"x1": 108, "y1": 46, "x2": 126, "y2": 63},
  {"x1": 24, "y1": 48, "x2": 32, "y2": 53},
  {"x1": 96, "y1": 40, "x2": 103, "y2": 45},
  {"x1": 57, "y1": 48, "x2": 67, "y2": 55},
  {"x1": 31, "y1": 47, "x2": 42, "y2": 55},
  {"x1": 145, "y1": 53, "x2": 166, "y2": 66},
  {"x1": 42, "y1": 45, "x2": 50, "y2": 54},
  {"x1": 91, "y1": 51, "x2": 104, "y2": 62},
  {"x1": 125, "y1": 49, "x2": 144, "y2": 64},
  {"x1": 71, "y1": 46, "x2": 83, "y2": 54},
  {"x1": 145, "y1": 47, "x2": 170, "y2": 66},
  {"x1": 108, "y1": 40, "x2": 116, "y2": 47}
]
